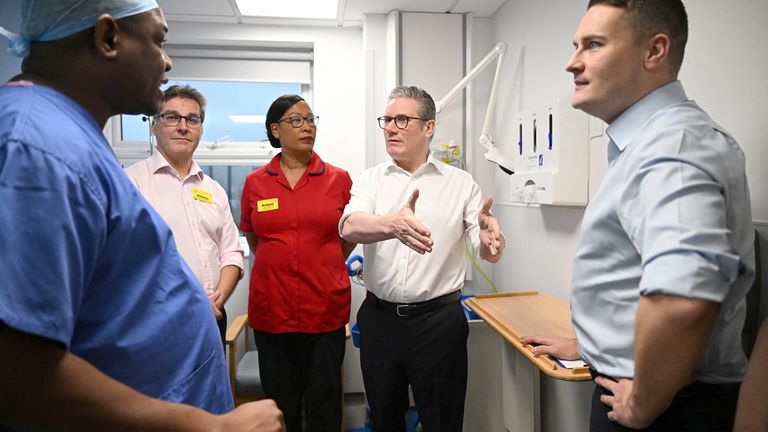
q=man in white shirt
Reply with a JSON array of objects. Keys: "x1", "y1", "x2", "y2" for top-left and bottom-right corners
[
  {"x1": 125, "y1": 84, "x2": 244, "y2": 347},
  {"x1": 340, "y1": 85, "x2": 505, "y2": 432}
]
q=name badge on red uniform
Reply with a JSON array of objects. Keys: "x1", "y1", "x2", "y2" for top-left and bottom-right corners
[{"x1": 257, "y1": 198, "x2": 279, "y2": 212}]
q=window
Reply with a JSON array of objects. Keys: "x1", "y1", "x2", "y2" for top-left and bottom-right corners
[
  {"x1": 121, "y1": 80, "x2": 303, "y2": 143},
  {"x1": 109, "y1": 42, "x2": 313, "y2": 166},
  {"x1": 200, "y1": 165, "x2": 260, "y2": 225}
]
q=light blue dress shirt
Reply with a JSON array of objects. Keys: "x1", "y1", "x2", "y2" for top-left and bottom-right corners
[{"x1": 571, "y1": 81, "x2": 755, "y2": 383}]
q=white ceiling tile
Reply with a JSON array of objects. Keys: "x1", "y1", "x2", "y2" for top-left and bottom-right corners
[{"x1": 157, "y1": 0, "x2": 508, "y2": 24}]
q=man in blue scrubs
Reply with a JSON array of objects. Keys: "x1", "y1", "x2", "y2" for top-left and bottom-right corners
[
  {"x1": 522, "y1": 1, "x2": 753, "y2": 431},
  {"x1": 0, "y1": 1, "x2": 282, "y2": 430}
]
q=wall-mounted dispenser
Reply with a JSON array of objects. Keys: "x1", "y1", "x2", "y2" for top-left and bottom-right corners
[{"x1": 508, "y1": 98, "x2": 589, "y2": 206}]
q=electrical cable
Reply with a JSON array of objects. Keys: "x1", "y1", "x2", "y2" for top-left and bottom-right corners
[
  {"x1": 346, "y1": 254, "x2": 365, "y2": 287},
  {"x1": 350, "y1": 272, "x2": 365, "y2": 287},
  {"x1": 464, "y1": 237, "x2": 498, "y2": 293}
]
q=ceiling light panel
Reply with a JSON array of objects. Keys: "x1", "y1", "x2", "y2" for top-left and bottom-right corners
[{"x1": 235, "y1": 0, "x2": 339, "y2": 19}]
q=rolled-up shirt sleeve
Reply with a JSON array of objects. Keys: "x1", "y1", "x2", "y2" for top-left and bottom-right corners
[
  {"x1": 339, "y1": 170, "x2": 376, "y2": 237},
  {"x1": 218, "y1": 197, "x2": 244, "y2": 271},
  {"x1": 462, "y1": 181, "x2": 483, "y2": 255},
  {"x1": 620, "y1": 130, "x2": 742, "y2": 302}
]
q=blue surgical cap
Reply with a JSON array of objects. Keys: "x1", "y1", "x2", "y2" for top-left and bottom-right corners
[{"x1": 0, "y1": 0, "x2": 159, "y2": 58}]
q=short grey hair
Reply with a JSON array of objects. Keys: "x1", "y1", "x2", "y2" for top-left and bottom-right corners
[{"x1": 387, "y1": 86, "x2": 436, "y2": 121}]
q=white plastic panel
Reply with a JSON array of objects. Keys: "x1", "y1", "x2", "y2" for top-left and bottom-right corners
[
  {"x1": 508, "y1": 98, "x2": 589, "y2": 206},
  {"x1": 502, "y1": 343, "x2": 541, "y2": 432}
]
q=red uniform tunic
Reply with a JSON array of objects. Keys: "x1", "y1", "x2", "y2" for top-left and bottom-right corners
[{"x1": 240, "y1": 151, "x2": 352, "y2": 333}]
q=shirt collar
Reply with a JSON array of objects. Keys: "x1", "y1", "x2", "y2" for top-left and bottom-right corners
[
  {"x1": 149, "y1": 149, "x2": 203, "y2": 180},
  {"x1": 265, "y1": 151, "x2": 326, "y2": 177},
  {"x1": 605, "y1": 80, "x2": 688, "y2": 162},
  {"x1": 385, "y1": 152, "x2": 445, "y2": 176}
]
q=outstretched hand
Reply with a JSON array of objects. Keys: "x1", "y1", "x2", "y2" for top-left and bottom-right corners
[
  {"x1": 478, "y1": 196, "x2": 504, "y2": 262},
  {"x1": 389, "y1": 189, "x2": 433, "y2": 254}
]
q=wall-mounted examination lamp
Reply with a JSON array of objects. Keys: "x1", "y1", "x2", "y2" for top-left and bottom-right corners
[{"x1": 435, "y1": 42, "x2": 514, "y2": 175}]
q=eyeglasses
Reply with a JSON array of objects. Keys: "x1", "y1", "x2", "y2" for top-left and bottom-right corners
[
  {"x1": 377, "y1": 115, "x2": 426, "y2": 130},
  {"x1": 157, "y1": 112, "x2": 203, "y2": 128},
  {"x1": 278, "y1": 115, "x2": 319, "y2": 128}
]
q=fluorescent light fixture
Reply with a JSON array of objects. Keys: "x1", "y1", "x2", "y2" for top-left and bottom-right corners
[
  {"x1": 235, "y1": 0, "x2": 338, "y2": 19},
  {"x1": 229, "y1": 115, "x2": 267, "y2": 124}
]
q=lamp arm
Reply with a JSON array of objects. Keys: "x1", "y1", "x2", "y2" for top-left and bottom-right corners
[
  {"x1": 435, "y1": 42, "x2": 507, "y2": 114},
  {"x1": 435, "y1": 41, "x2": 515, "y2": 174},
  {"x1": 480, "y1": 45, "x2": 506, "y2": 145}
]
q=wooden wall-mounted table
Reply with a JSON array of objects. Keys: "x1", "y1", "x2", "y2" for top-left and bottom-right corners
[
  {"x1": 465, "y1": 291, "x2": 591, "y2": 381},
  {"x1": 465, "y1": 291, "x2": 592, "y2": 432}
]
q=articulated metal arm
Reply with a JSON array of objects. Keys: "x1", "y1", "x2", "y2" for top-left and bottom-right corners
[{"x1": 436, "y1": 41, "x2": 514, "y2": 174}]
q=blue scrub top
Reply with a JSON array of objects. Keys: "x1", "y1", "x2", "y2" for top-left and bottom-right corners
[{"x1": 0, "y1": 83, "x2": 233, "y2": 416}]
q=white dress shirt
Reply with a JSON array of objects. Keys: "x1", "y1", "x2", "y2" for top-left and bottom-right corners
[
  {"x1": 124, "y1": 150, "x2": 244, "y2": 294},
  {"x1": 341, "y1": 154, "x2": 483, "y2": 303}
]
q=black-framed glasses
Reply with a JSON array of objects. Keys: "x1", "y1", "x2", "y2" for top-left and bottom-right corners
[
  {"x1": 157, "y1": 112, "x2": 203, "y2": 128},
  {"x1": 377, "y1": 115, "x2": 426, "y2": 130},
  {"x1": 278, "y1": 115, "x2": 319, "y2": 128}
]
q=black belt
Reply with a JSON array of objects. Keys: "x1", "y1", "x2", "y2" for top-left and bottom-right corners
[{"x1": 366, "y1": 290, "x2": 461, "y2": 317}]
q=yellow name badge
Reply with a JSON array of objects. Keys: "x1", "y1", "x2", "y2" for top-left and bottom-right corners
[
  {"x1": 191, "y1": 188, "x2": 213, "y2": 204},
  {"x1": 257, "y1": 198, "x2": 279, "y2": 212}
]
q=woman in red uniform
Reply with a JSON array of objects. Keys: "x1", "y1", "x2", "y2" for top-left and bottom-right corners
[{"x1": 240, "y1": 94, "x2": 355, "y2": 432}]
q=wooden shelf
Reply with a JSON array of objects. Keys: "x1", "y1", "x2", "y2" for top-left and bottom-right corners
[{"x1": 465, "y1": 291, "x2": 592, "y2": 382}]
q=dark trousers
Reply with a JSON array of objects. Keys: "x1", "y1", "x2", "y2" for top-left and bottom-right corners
[
  {"x1": 254, "y1": 327, "x2": 346, "y2": 432},
  {"x1": 217, "y1": 308, "x2": 227, "y2": 353},
  {"x1": 590, "y1": 377, "x2": 741, "y2": 431},
  {"x1": 358, "y1": 296, "x2": 469, "y2": 432}
]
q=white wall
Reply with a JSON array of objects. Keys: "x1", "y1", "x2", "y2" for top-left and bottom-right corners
[
  {"x1": 401, "y1": 12, "x2": 466, "y2": 150},
  {"x1": 683, "y1": 1, "x2": 768, "y2": 221},
  {"x1": 477, "y1": 0, "x2": 590, "y2": 303},
  {"x1": 361, "y1": 14, "x2": 393, "y2": 169}
]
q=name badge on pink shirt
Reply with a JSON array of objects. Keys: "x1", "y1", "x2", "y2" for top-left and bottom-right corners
[{"x1": 192, "y1": 188, "x2": 212, "y2": 204}]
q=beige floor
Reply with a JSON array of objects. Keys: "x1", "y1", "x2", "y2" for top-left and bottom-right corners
[{"x1": 342, "y1": 392, "x2": 368, "y2": 430}]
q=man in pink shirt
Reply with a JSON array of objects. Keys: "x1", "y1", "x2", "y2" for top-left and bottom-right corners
[{"x1": 125, "y1": 84, "x2": 244, "y2": 347}]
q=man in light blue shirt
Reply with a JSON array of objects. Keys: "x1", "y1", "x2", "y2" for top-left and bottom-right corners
[{"x1": 522, "y1": 1, "x2": 754, "y2": 430}]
